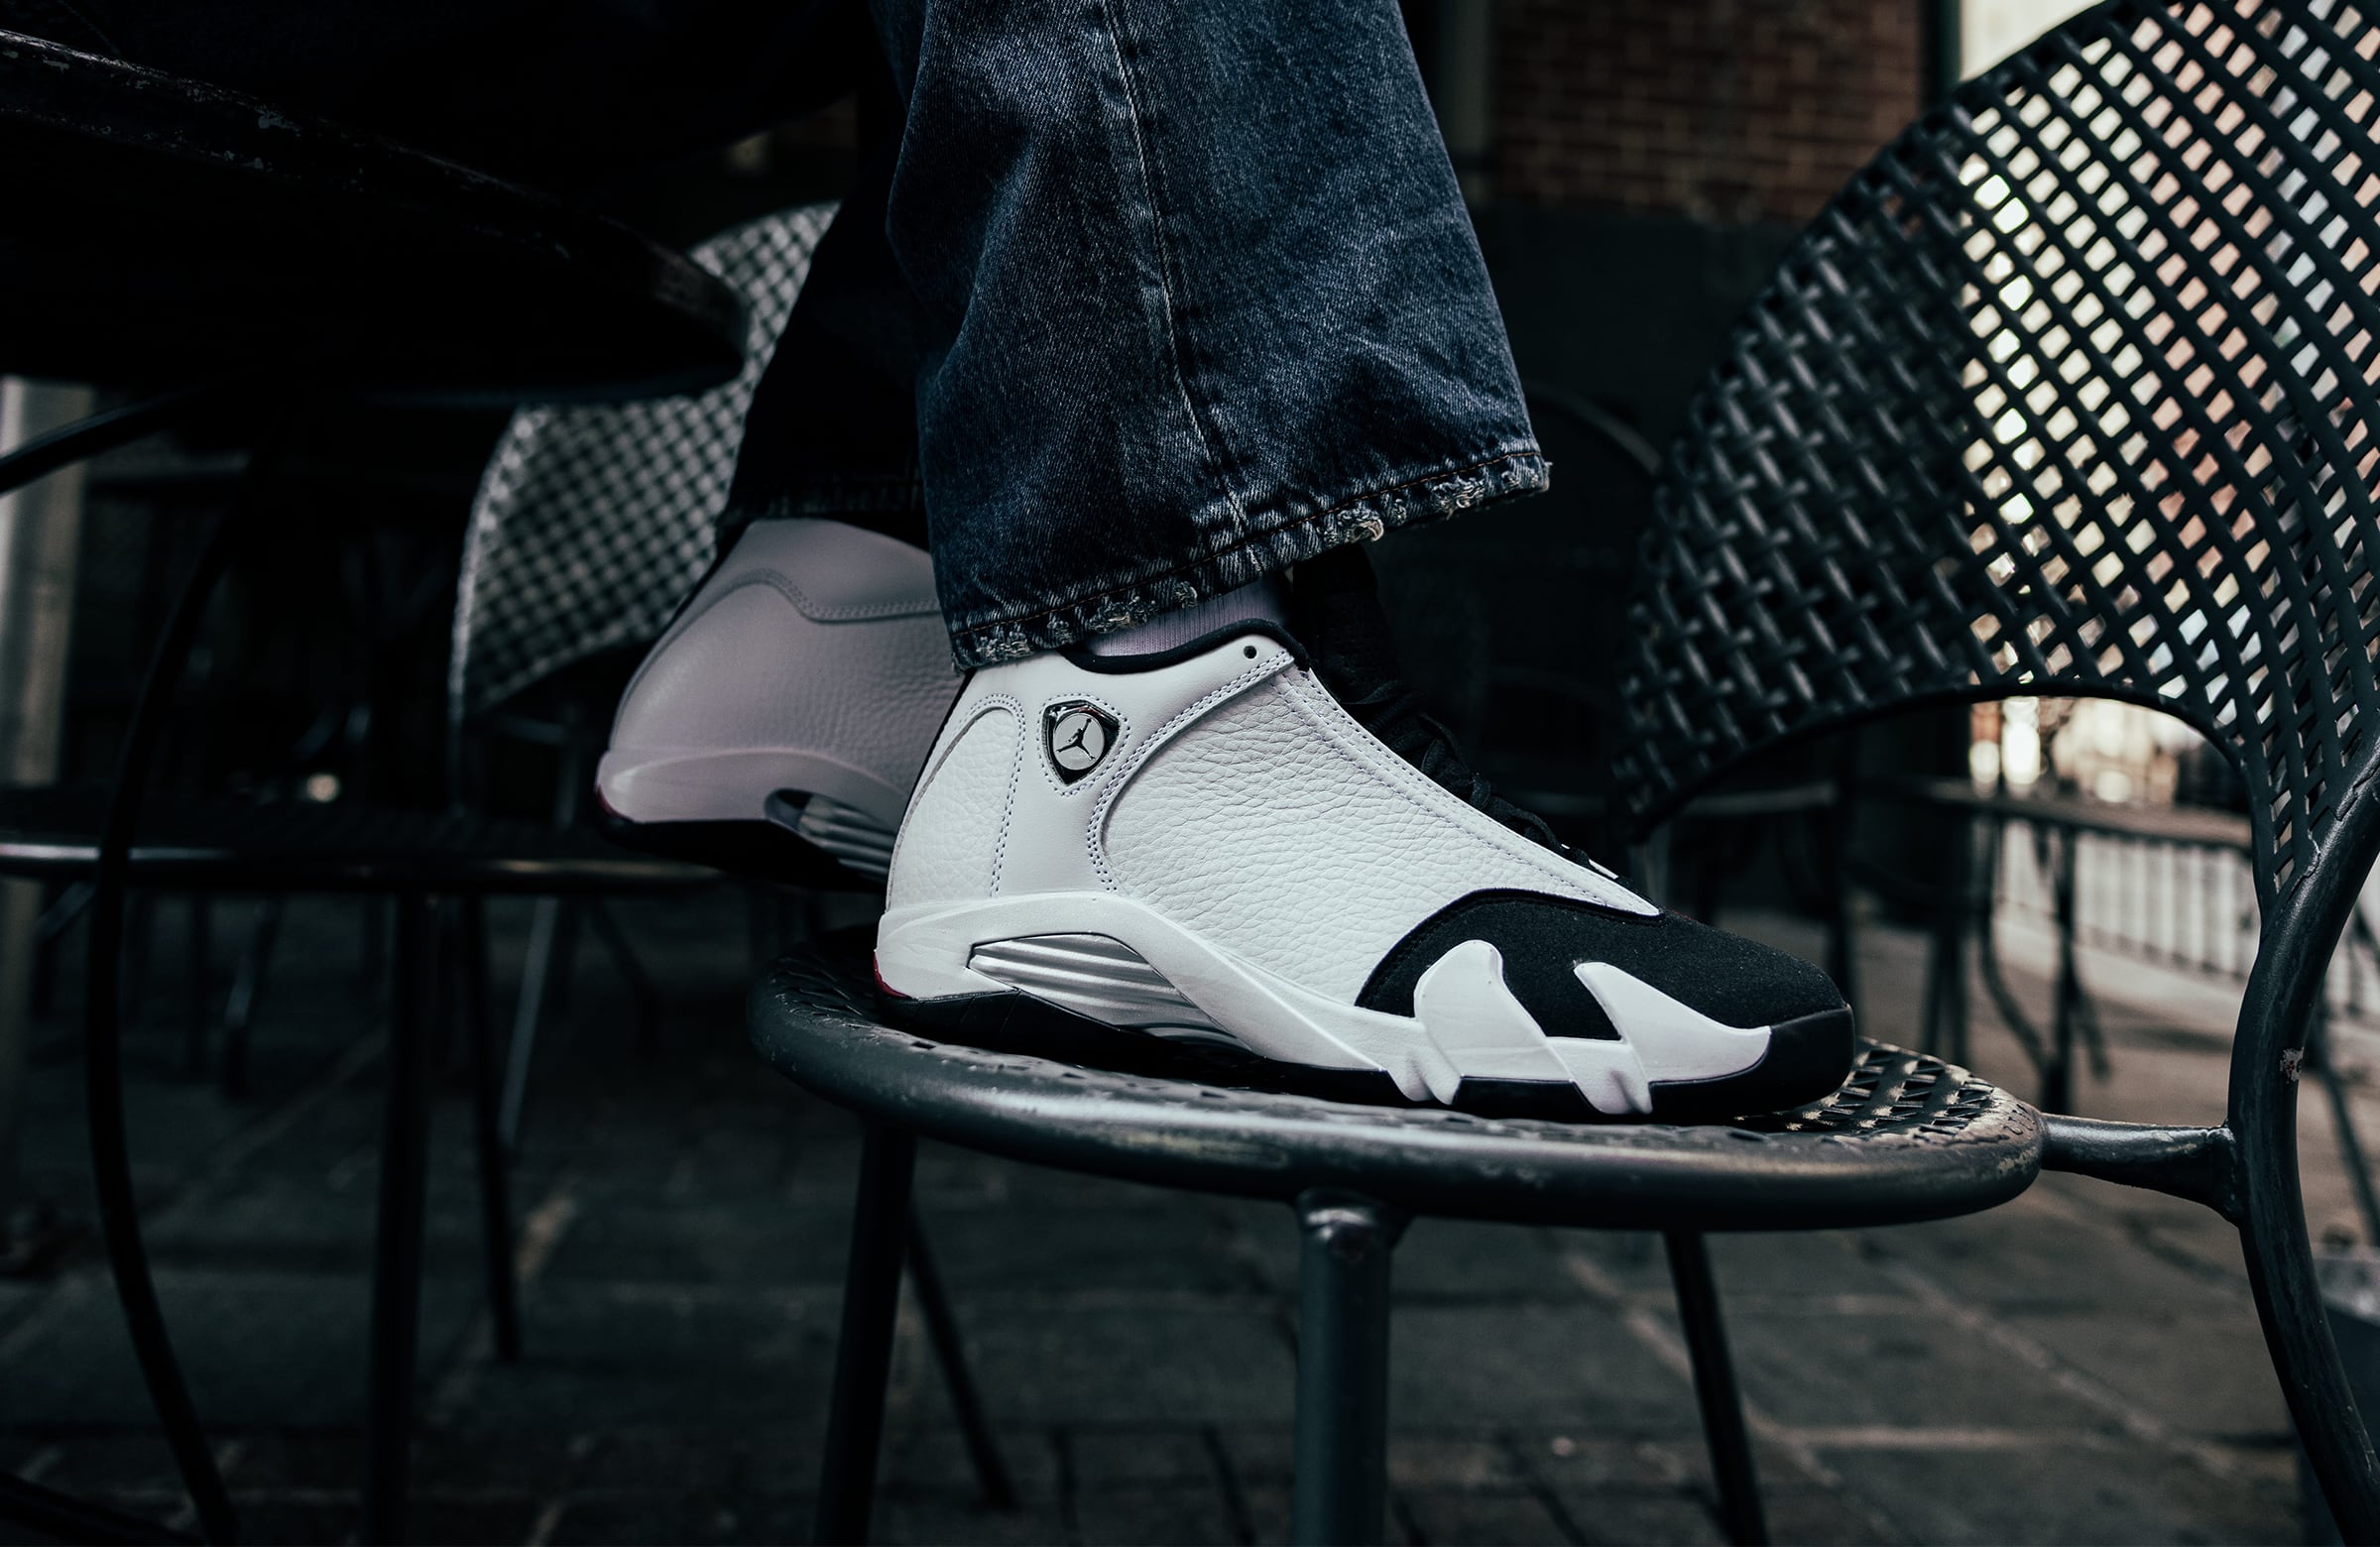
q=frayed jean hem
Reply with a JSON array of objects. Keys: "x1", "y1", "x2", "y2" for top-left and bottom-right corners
[{"x1": 946, "y1": 445, "x2": 1549, "y2": 669}]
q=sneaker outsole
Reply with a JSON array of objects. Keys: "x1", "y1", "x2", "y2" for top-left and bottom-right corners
[{"x1": 881, "y1": 982, "x2": 1857, "y2": 1124}]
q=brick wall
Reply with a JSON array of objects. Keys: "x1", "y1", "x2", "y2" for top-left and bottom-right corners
[{"x1": 1495, "y1": 0, "x2": 1922, "y2": 225}]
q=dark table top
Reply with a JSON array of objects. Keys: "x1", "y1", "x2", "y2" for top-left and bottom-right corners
[{"x1": 0, "y1": 30, "x2": 745, "y2": 402}]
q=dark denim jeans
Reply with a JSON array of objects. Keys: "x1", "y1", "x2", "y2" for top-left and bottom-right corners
[{"x1": 8, "y1": 0, "x2": 1544, "y2": 665}]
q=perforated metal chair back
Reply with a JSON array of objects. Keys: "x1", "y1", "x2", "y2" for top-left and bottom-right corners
[
  {"x1": 447, "y1": 202, "x2": 836, "y2": 727},
  {"x1": 1625, "y1": 0, "x2": 2380, "y2": 904},
  {"x1": 1617, "y1": 0, "x2": 2380, "y2": 1520}
]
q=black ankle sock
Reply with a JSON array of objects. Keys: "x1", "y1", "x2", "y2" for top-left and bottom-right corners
[{"x1": 823, "y1": 508, "x2": 929, "y2": 549}]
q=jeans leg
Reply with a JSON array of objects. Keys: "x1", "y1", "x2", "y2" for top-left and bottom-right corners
[{"x1": 851, "y1": 0, "x2": 1544, "y2": 666}]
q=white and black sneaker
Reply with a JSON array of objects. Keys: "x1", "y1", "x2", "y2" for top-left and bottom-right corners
[
  {"x1": 874, "y1": 559, "x2": 1854, "y2": 1122},
  {"x1": 597, "y1": 518, "x2": 961, "y2": 887}
]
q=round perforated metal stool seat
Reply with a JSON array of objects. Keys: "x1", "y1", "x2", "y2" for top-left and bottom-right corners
[{"x1": 751, "y1": 943, "x2": 2044, "y2": 1231}]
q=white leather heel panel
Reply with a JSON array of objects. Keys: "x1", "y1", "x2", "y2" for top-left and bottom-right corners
[
  {"x1": 885, "y1": 706, "x2": 1019, "y2": 912},
  {"x1": 960, "y1": 639, "x2": 1292, "y2": 897}
]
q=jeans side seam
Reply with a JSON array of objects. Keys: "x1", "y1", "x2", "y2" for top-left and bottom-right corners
[
  {"x1": 946, "y1": 443, "x2": 1549, "y2": 667},
  {"x1": 1093, "y1": 0, "x2": 1250, "y2": 531}
]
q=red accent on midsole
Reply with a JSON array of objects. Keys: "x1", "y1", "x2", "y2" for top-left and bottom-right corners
[{"x1": 872, "y1": 956, "x2": 911, "y2": 1000}]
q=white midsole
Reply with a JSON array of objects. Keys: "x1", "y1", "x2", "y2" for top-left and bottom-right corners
[
  {"x1": 596, "y1": 745, "x2": 908, "y2": 832},
  {"x1": 876, "y1": 892, "x2": 1774, "y2": 1111},
  {"x1": 879, "y1": 892, "x2": 1455, "y2": 1099}
]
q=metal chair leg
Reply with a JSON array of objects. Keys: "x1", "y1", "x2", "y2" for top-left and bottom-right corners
[
  {"x1": 1291, "y1": 1188, "x2": 1406, "y2": 1547},
  {"x1": 124, "y1": 891, "x2": 155, "y2": 1021},
  {"x1": 546, "y1": 898, "x2": 583, "y2": 1015},
  {"x1": 1664, "y1": 1231, "x2": 1768, "y2": 1546},
  {"x1": 219, "y1": 895, "x2": 283, "y2": 1101},
  {"x1": 181, "y1": 897, "x2": 210, "y2": 1079},
  {"x1": 2309, "y1": 1008, "x2": 2380, "y2": 1250},
  {"x1": 498, "y1": 894, "x2": 563, "y2": 1151},
  {"x1": 29, "y1": 878, "x2": 90, "y2": 1016},
  {"x1": 360, "y1": 893, "x2": 434, "y2": 1545},
  {"x1": 359, "y1": 894, "x2": 387, "y2": 993},
  {"x1": 816, "y1": 1121, "x2": 917, "y2": 1547},
  {"x1": 904, "y1": 1210, "x2": 1017, "y2": 1509},
  {"x1": 458, "y1": 896, "x2": 522, "y2": 1363},
  {"x1": 1821, "y1": 738, "x2": 1860, "y2": 1022},
  {"x1": 581, "y1": 897, "x2": 663, "y2": 1059},
  {"x1": 2234, "y1": 1024, "x2": 2380, "y2": 1538}
]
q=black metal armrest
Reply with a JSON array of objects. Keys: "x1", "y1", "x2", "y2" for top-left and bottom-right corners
[{"x1": 2039, "y1": 1115, "x2": 2241, "y2": 1225}]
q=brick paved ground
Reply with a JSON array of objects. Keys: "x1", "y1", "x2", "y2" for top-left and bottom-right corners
[{"x1": 0, "y1": 885, "x2": 2352, "y2": 1543}]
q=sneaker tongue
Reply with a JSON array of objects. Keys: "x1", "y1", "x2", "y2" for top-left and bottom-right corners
[
  {"x1": 1290, "y1": 546, "x2": 1560, "y2": 850},
  {"x1": 1287, "y1": 545, "x2": 1410, "y2": 703}
]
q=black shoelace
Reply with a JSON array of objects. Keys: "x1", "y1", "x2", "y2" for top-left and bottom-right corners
[{"x1": 1341, "y1": 677, "x2": 1563, "y2": 852}]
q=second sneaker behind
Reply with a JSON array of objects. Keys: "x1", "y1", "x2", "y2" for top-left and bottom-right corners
[
  {"x1": 873, "y1": 624, "x2": 1855, "y2": 1121},
  {"x1": 598, "y1": 519, "x2": 959, "y2": 886}
]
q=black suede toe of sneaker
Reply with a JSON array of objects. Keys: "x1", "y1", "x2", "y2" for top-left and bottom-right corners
[{"x1": 1360, "y1": 891, "x2": 1856, "y2": 1121}]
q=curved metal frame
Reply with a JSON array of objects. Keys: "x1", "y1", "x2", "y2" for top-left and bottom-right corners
[
  {"x1": 1632, "y1": 671, "x2": 2380, "y2": 1534},
  {"x1": 2230, "y1": 765, "x2": 2380, "y2": 1526},
  {"x1": 1603, "y1": 0, "x2": 2380, "y2": 1525}
]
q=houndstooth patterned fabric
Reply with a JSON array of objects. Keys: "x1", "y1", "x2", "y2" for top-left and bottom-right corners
[
  {"x1": 1622, "y1": 0, "x2": 2380, "y2": 904},
  {"x1": 449, "y1": 202, "x2": 838, "y2": 723}
]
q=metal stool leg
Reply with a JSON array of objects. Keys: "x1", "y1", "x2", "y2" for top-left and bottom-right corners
[
  {"x1": 1664, "y1": 1231, "x2": 1767, "y2": 1546},
  {"x1": 904, "y1": 1210, "x2": 1017, "y2": 1508},
  {"x1": 816, "y1": 1121, "x2": 917, "y2": 1546},
  {"x1": 1291, "y1": 1189, "x2": 1406, "y2": 1547},
  {"x1": 360, "y1": 893, "x2": 435, "y2": 1543},
  {"x1": 458, "y1": 896, "x2": 522, "y2": 1363}
]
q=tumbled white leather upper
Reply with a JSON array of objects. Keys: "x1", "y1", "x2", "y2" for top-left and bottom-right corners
[
  {"x1": 885, "y1": 631, "x2": 1655, "y2": 1002},
  {"x1": 601, "y1": 519, "x2": 958, "y2": 829}
]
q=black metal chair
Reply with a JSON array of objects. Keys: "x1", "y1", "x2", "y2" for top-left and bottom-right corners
[
  {"x1": 1370, "y1": 386, "x2": 1860, "y2": 1005},
  {"x1": 0, "y1": 29, "x2": 751, "y2": 1544},
  {"x1": 0, "y1": 193, "x2": 1029, "y2": 1541},
  {"x1": 443, "y1": 196, "x2": 1021, "y2": 1514},
  {"x1": 749, "y1": 0, "x2": 2380, "y2": 1538},
  {"x1": 753, "y1": 951, "x2": 2036, "y2": 1546},
  {"x1": 184, "y1": 204, "x2": 845, "y2": 1138},
  {"x1": 1617, "y1": 0, "x2": 2380, "y2": 1529},
  {"x1": 445, "y1": 201, "x2": 837, "y2": 1149}
]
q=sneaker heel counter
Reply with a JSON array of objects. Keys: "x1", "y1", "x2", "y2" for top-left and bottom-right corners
[
  {"x1": 886, "y1": 703, "x2": 1021, "y2": 911},
  {"x1": 610, "y1": 581, "x2": 825, "y2": 754}
]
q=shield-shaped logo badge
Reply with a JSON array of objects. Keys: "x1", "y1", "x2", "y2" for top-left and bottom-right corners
[{"x1": 1043, "y1": 700, "x2": 1119, "y2": 784}]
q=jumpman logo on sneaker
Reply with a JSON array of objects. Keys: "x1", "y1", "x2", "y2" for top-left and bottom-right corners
[{"x1": 1043, "y1": 702, "x2": 1117, "y2": 782}]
